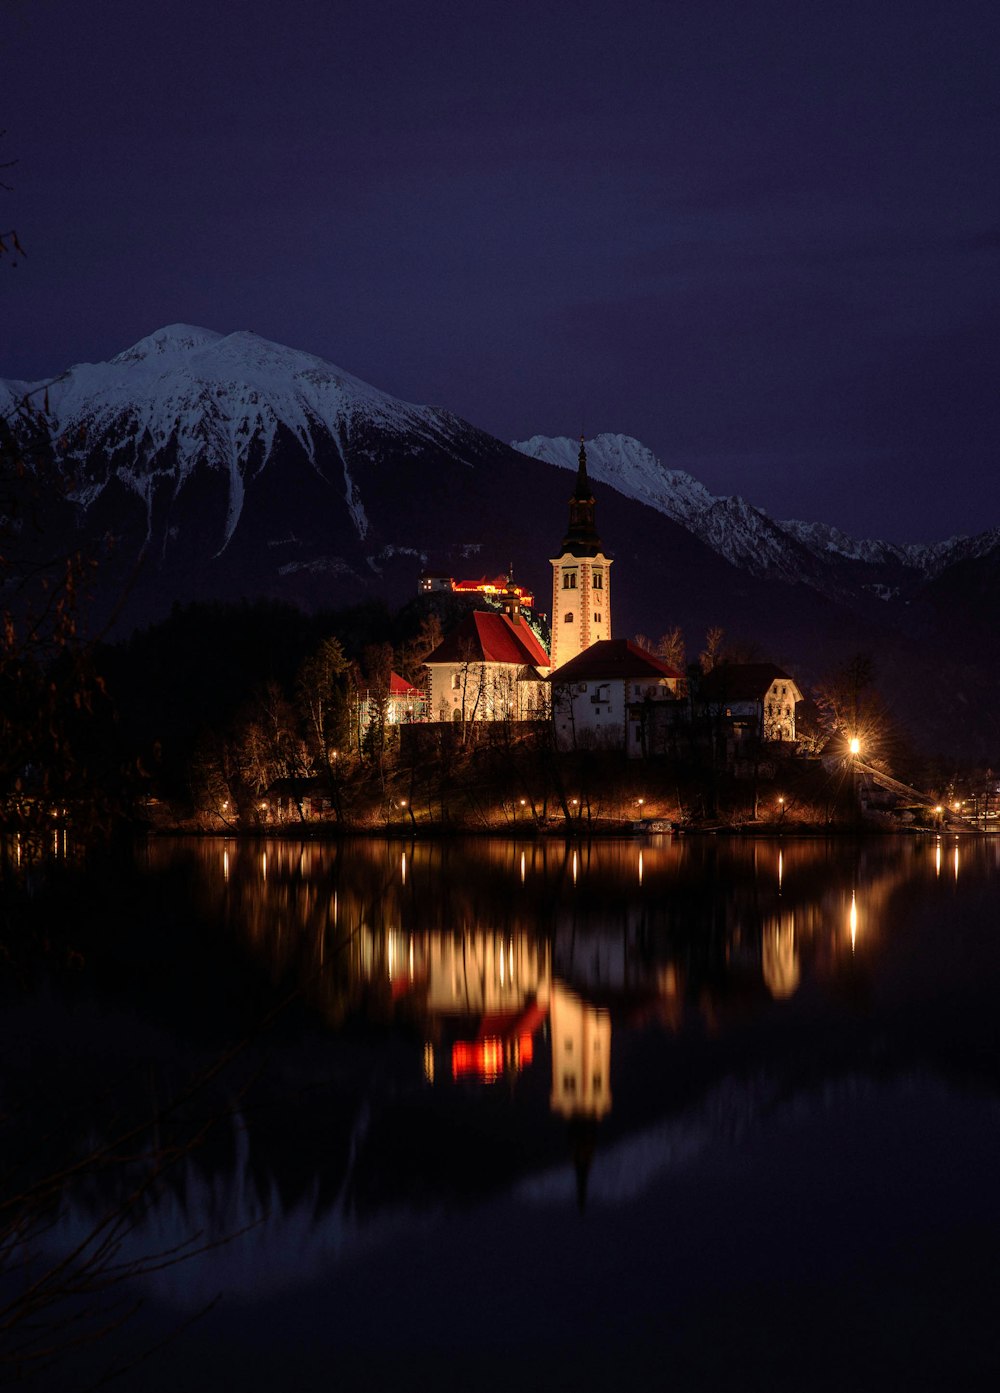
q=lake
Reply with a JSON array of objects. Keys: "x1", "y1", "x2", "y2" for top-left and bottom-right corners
[{"x1": 5, "y1": 833, "x2": 1000, "y2": 1391}]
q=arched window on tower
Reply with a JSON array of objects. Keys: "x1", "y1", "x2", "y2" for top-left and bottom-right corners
[
  {"x1": 563, "y1": 572, "x2": 577, "y2": 590},
  {"x1": 564, "y1": 611, "x2": 574, "y2": 623}
]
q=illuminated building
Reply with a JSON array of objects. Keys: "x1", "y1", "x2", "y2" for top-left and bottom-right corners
[
  {"x1": 549, "y1": 639, "x2": 683, "y2": 754},
  {"x1": 418, "y1": 572, "x2": 535, "y2": 610},
  {"x1": 424, "y1": 591, "x2": 550, "y2": 723},
  {"x1": 548, "y1": 439, "x2": 613, "y2": 671}
]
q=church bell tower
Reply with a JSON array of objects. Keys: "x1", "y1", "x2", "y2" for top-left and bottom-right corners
[{"x1": 549, "y1": 438, "x2": 613, "y2": 670}]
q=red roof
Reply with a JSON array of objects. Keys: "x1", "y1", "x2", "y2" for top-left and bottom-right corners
[
  {"x1": 549, "y1": 639, "x2": 683, "y2": 683},
  {"x1": 389, "y1": 671, "x2": 422, "y2": 696},
  {"x1": 425, "y1": 611, "x2": 550, "y2": 669}
]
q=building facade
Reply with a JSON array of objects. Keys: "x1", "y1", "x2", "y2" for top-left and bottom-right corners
[
  {"x1": 549, "y1": 639, "x2": 683, "y2": 754},
  {"x1": 696, "y1": 663, "x2": 803, "y2": 743},
  {"x1": 423, "y1": 596, "x2": 550, "y2": 725}
]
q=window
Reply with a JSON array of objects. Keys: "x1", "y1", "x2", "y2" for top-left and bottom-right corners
[
  {"x1": 592, "y1": 570, "x2": 603, "y2": 590},
  {"x1": 564, "y1": 611, "x2": 574, "y2": 623},
  {"x1": 563, "y1": 571, "x2": 577, "y2": 590},
  {"x1": 451, "y1": 673, "x2": 461, "y2": 690},
  {"x1": 594, "y1": 612, "x2": 602, "y2": 623}
]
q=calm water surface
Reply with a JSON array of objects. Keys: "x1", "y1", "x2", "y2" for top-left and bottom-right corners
[{"x1": 8, "y1": 834, "x2": 1000, "y2": 1391}]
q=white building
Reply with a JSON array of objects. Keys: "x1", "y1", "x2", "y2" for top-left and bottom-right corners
[
  {"x1": 549, "y1": 638, "x2": 684, "y2": 754},
  {"x1": 697, "y1": 663, "x2": 803, "y2": 743},
  {"x1": 424, "y1": 597, "x2": 550, "y2": 725}
]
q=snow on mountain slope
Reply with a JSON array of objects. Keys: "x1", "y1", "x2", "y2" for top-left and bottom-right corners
[
  {"x1": 780, "y1": 517, "x2": 1000, "y2": 577},
  {"x1": 513, "y1": 433, "x2": 717, "y2": 532},
  {"x1": 5, "y1": 325, "x2": 462, "y2": 553},
  {"x1": 513, "y1": 432, "x2": 822, "y2": 580},
  {"x1": 513, "y1": 432, "x2": 994, "y2": 585}
]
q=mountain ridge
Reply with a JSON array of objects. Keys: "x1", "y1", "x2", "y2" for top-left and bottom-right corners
[{"x1": 3, "y1": 326, "x2": 998, "y2": 757}]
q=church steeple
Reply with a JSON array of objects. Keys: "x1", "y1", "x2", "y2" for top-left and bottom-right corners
[
  {"x1": 549, "y1": 434, "x2": 613, "y2": 671},
  {"x1": 561, "y1": 437, "x2": 602, "y2": 556}
]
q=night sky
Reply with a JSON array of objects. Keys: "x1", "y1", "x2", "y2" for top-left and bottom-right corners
[{"x1": 3, "y1": 0, "x2": 998, "y2": 542}]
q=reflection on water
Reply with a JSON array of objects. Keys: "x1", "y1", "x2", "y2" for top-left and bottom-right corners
[
  {"x1": 143, "y1": 831, "x2": 997, "y2": 1140},
  {"x1": 12, "y1": 829, "x2": 1000, "y2": 1384}
]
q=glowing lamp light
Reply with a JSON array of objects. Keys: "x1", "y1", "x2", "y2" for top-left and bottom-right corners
[{"x1": 849, "y1": 737, "x2": 860, "y2": 756}]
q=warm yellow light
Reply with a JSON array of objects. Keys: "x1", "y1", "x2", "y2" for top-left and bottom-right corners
[
  {"x1": 849, "y1": 890, "x2": 858, "y2": 951},
  {"x1": 849, "y1": 737, "x2": 860, "y2": 756}
]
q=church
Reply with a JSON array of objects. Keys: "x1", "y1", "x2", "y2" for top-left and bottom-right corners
[
  {"x1": 422, "y1": 438, "x2": 612, "y2": 726},
  {"x1": 422, "y1": 438, "x2": 798, "y2": 753}
]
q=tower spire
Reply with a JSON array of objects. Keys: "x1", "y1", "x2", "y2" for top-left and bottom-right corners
[
  {"x1": 574, "y1": 434, "x2": 591, "y2": 500},
  {"x1": 561, "y1": 434, "x2": 600, "y2": 554}
]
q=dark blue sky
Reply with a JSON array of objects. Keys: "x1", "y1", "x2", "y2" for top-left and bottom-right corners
[{"x1": 3, "y1": 0, "x2": 998, "y2": 540}]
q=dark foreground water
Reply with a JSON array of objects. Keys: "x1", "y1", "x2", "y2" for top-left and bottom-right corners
[{"x1": 4, "y1": 834, "x2": 1000, "y2": 1391}]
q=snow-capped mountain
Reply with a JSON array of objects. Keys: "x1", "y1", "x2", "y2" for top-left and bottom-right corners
[
  {"x1": 4, "y1": 327, "x2": 999, "y2": 756},
  {"x1": 4, "y1": 324, "x2": 478, "y2": 555},
  {"x1": 512, "y1": 433, "x2": 1000, "y2": 589}
]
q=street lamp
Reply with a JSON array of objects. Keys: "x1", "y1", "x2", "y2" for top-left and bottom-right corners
[{"x1": 849, "y1": 737, "x2": 860, "y2": 757}]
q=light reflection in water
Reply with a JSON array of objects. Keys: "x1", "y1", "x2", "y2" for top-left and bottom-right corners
[
  {"x1": 762, "y1": 913, "x2": 798, "y2": 998},
  {"x1": 936, "y1": 842, "x2": 942, "y2": 877},
  {"x1": 148, "y1": 834, "x2": 982, "y2": 1133},
  {"x1": 954, "y1": 844, "x2": 960, "y2": 881},
  {"x1": 849, "y1": 890, "x2": 858, "y2": 952}
]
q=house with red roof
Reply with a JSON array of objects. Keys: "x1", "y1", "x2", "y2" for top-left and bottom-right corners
[
  {"x1": 423, "y1": 596, "x2": 550, "y2": 725},
  {"x1": 549, "y1": 638, "x2": 683, "y2": 755}
]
